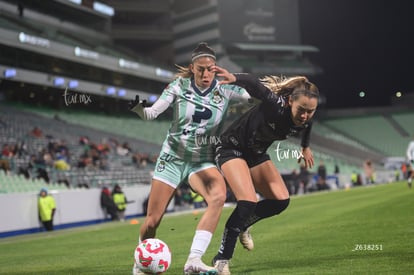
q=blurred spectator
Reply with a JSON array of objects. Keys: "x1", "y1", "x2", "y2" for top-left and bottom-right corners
[
  {"x1": 363, "y1": 160, "x2": 375, "y2": 184},
  {"x1": 334, "y1": 163, "x2": 340, "y2": 187},
  {"x1": 1, "y1": 144, "x2": 13, "y2": 157},
  {"x1": 132, "y1": 151, "x2": 154, "y2": 168},
  {"x1": 298, "y1": 164, "x2": 310, "y2": 194},
  {"x1": 174, "y1": 184, "x2": 192, "y2": 210},
  {"x1": 401, "y1": 162, "x2": 408, "y2": 179},
  {"x1": 54, "y1": 156, "x2": 70, "y2": 171},
  {"x1": 116, "y1": 141, "x2": 131, "y2": 156},
  {"x1": 38, "y1": 188, "x2": 56, "y2": 231},
  {"x1": 334, "y1": 163, "x2": 340, "y2": 175},
  {"x1": 100, "y1": 187, "x2": 119, "y2": 221},
  {"x1": 289, "y1": 169, "x2": 300, "y2": 195},
  {"x1": 191, "y1": 190, "x2": 206, "y2": 209},
  {"x1": 29, "y1": 153, "x2": 50, "y2": 183},
  {"x1": 112, "y1": 184, "x2": 127, "y2": 221},
  {"x1": 30, "y1": 126, "x2": 43, "y2": 138},
  {"x1": 317, "y1": 161, "x2": 329, "y2": 191},
  {"x1": 0, "y1": 158, "x2": 10, "y2": 174},
  {"x1": 0, "y1": 144, "x2": 12, "y2": 173},
  {"x1": 351, "y1": 171, "x2": 362, "y2": 186},
  {"x1": 394, "y1": 168, "x2": 400, "y2": 181},
  {"x1": 79, "y1": 136, "x2": 90, "y2": 146},
  {"x1": 77, "y1": 152, "x2": 92, "y2": 169}
]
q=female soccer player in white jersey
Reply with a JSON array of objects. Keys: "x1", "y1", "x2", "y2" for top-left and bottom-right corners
[
  {"x1": 130, "y1": 43, "x2": 250, "y2": 275},
  {"x1": 210, "y1": 66, "x2": 319, "y2": 275}
]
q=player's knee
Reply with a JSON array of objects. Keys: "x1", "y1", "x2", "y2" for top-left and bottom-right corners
[
  {"x1": 273, "y1": 198, "x2": 290, "y2": 215},
  {"x1": 208, "y1": 190, "x2": 227, "y2": 207},
  {"x1": 254, "y1": 198, "x2": 290, "y2": 220},
  {"x1": 201, "y1": 181, "x2": 227, "y2": 207}
]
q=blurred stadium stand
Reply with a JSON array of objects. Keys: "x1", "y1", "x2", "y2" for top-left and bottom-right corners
[{"x1": 0, "y1": 0, "x2": 406, "y2": 195}]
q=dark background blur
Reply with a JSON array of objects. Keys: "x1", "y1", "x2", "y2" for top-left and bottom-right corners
[{"x1": 299, "y1": 0, "x2": 412, "y2": 108}]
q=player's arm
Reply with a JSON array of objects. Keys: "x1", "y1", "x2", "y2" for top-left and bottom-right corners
[
  {"x1": 129, "y1": 95, "x2": 170, "y2": 120},
  {"x1": 213, "y1": 65, "x2": 270, "y2": 100},
  {"x1": 298, "y1": 123, "x2": 314, "y2": 168},
  {"x1": 227, "y1": 86, "x2": 253, "y2": 104}
]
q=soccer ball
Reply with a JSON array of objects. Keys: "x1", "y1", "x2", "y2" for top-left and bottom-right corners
[{"x1": 134, "y1": 238, "x2": 172, "y2": 274}]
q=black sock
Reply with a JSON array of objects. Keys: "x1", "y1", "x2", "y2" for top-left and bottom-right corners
[
  {"x1": 242, "y1": 198, "x2": 290, "y2": 231},
  {"x1": 217, "y1": 200, "x2": 256, "y2": 260}
]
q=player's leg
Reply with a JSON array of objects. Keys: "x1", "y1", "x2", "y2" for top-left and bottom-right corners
[
  {"x1": 408, "y1": 165, "x2": 413, "y2": 188},
  {"x1": 213, "y1": 158, "x2": 258, "y2": 274},
  {"x1": 184, "y1": 165, "x2": 226, "y2": 275},
  {"x1": 231, "y1": 158, "x2": 291, "y2": 253},
  {"x1": 133, "y1": 179, "x2": 175, "y2": 275},
  {"x1": 134, "y1": 154, "x2": 180, "y2": 275},
  {"x1": 244, "y1": 159, "x2": 290, "y2": 228},
  {"x1": 225, "y1": 160, "x2": 290, "y2": 261},
  {"x1": 139, "y1": 179, "x2": 175, "y2": 240}
]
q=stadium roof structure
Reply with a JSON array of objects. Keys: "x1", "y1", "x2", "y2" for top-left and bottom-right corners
[
  {"x1": 233, "y1": 43, "x2": 319, "y2": 53},
  {"x1": 0, "y1": 0, "x2": 175, "y2": 110},
  {"x1": 223, "y1": 42, "x2": 322, "y2": 76}
]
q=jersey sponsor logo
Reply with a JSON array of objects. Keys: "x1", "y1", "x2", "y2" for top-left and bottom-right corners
[
  {"x1": 232, "y1": 149, "x2": 243, "y2": 157},
  {"x1": 229, "y1": 136, "x2": 239, "y2": 146},
  {"x1": 211, "y1": 90, "x2": 223, "y2": 104},
  {"x1": 182, "y1": 129, "x2": 191, "y2": 135},
  {"x1": 268, "y1": 122, "x2": 276, "y2": 130},
  {"x1": 195, "y1": 135, "x2": 222, "y2": 147},
  {"x1": 160, "y1": 153, "x2": 174, "y2": 162},
  {"x1": 192, "y1": 106, "x2": 212, "y2": 123},
  {"x1": 273, "y1": 142, "x2": 304, "y2": 162},
  {"x1": 157, "y1": 160, "x2": 166, "y2": 172},
  {"x1": 182, "y1": 105, "x2": 213, "y2": 136},
  {"x1": 287, "y1": 128, "x2": 298, "y2": 136}
]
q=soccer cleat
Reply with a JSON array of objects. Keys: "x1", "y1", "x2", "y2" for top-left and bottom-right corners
[
  {"x1": 239, "y1": 226, "x2": 254, "y2": 251},
  {"x1": 184, "y1": 257, "x2": 218, "y2": 275},
  {"x1": 132, "y1": 262, "x2": 146, "y2": 275},
  {"x1": 213, "y1": 258, "x2": 231, "y2": 275}
]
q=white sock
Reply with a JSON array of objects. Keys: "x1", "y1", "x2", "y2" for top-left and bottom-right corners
[
  {"x1": 188, "y1": 230, "x2": 212, "y2": 259},
  {"x1": 409, "y1": 178, "x2": 412, "y2": 184}
]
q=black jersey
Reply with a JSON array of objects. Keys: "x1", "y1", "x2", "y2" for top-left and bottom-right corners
[{"x1": 220, "y1": 74, "x2": 312, "y2": 156}]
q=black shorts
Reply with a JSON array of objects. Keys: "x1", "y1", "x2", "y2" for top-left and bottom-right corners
[{"x1": 215, "y1": 145, "x2": 270, "y2": 168}]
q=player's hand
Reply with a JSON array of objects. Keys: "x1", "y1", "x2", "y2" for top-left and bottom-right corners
[
  {"x1": 128, "y1": 95, "x2": 146, "y2": 110},
  {"x1": 212, "y1": 66, "x2": 236, "y2": 84},
  {"x1": 298, "y1": 147, "x2": 314, "y2": 169}
]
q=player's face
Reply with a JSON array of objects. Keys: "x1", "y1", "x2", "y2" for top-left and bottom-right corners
[
  {"x1": 190, "y1": 57, "x2": 216, "y2": 89},
  {"x1": 289, "y1": 95, "x2": 318, "y2": 126}
]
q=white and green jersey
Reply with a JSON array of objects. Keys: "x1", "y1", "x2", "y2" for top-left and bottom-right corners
[{"x1": 142, "y1": 77, "x2": 249, "y2": 162}]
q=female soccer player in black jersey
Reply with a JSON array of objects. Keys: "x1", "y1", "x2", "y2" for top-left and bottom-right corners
[{"x1": 211, "y1": 66, "x2": 319, "y2": 275}]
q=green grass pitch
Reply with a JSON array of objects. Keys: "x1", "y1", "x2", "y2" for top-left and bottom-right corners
[{"x1": 0, "y1": 181, "x2": 413, "y2": 274}]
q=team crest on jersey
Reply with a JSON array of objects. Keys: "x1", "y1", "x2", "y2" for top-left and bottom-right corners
[
  {"x1": 157, "y1": 160, "x2": 166, "y2": 172},
  {"x1": 211, "y1": 90, "x2": 223, "y2": 104}
]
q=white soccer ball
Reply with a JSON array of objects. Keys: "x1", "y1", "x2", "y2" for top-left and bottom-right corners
[{"x1": 134, "y1": 238, "x2": 172, "y2": 274}]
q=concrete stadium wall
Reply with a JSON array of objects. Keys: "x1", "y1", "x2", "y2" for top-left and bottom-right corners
[{"x1": 0, "y1": 185, "x2": 169, "y2": 238}]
